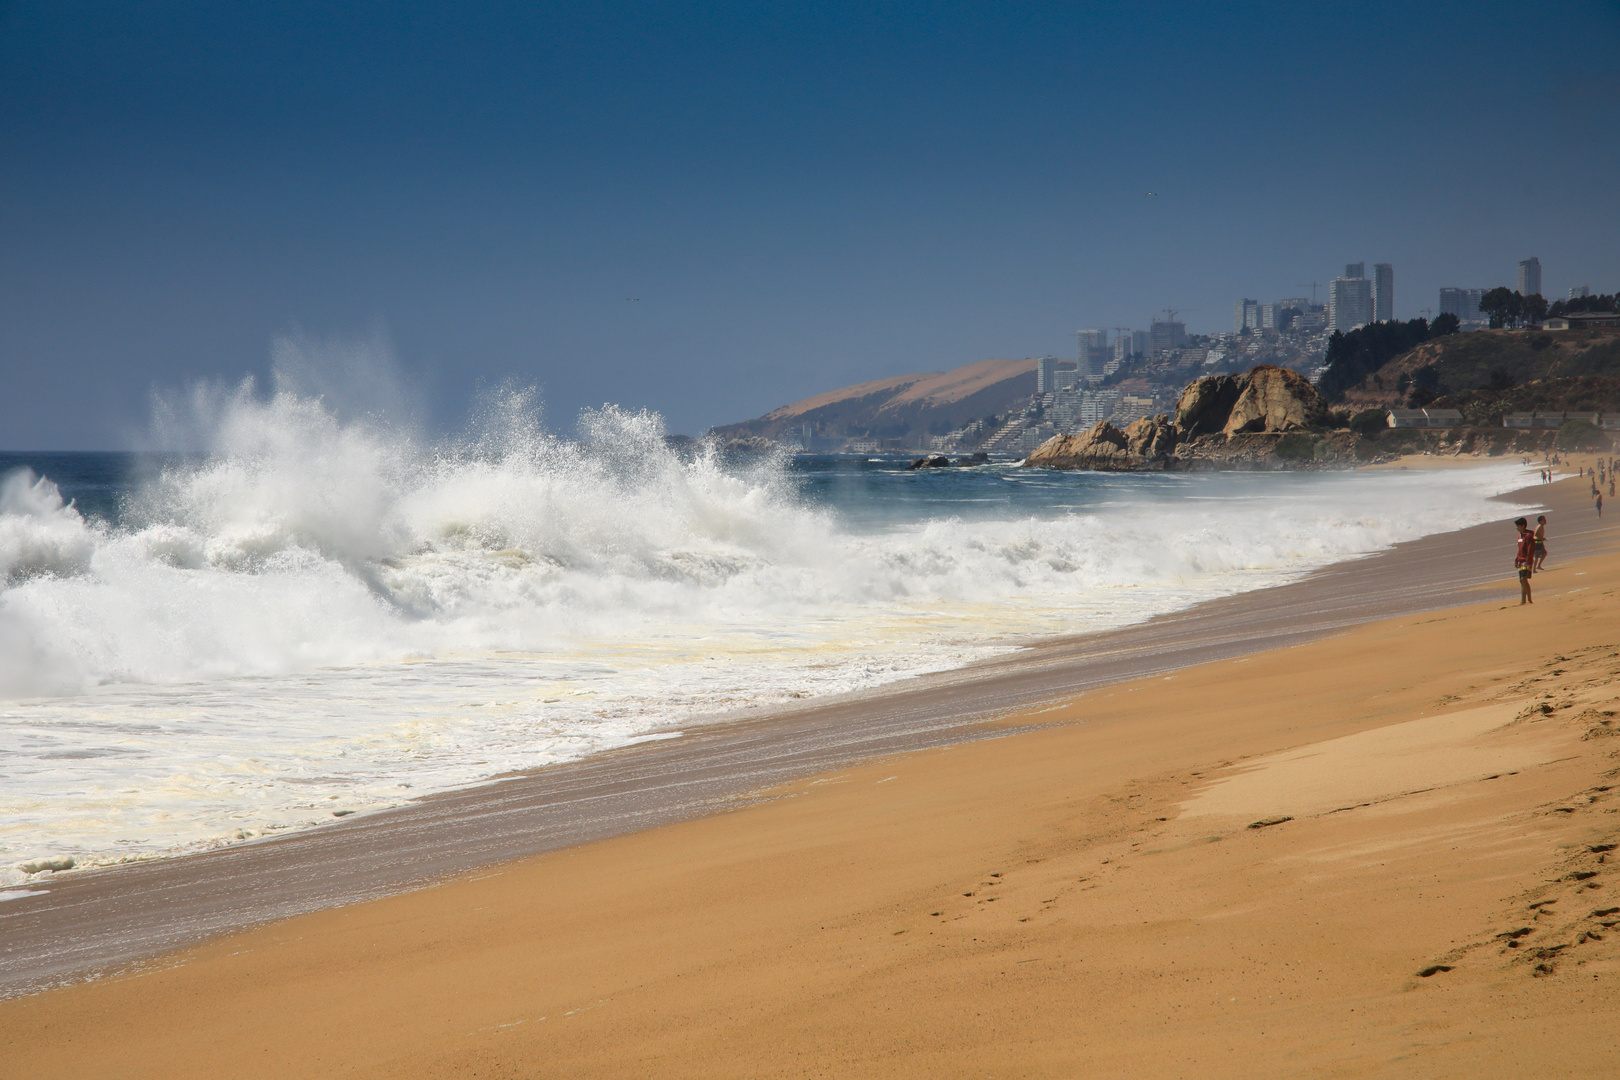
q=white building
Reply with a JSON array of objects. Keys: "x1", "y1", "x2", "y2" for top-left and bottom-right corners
[
  {"x1": 1328, "y1": 276, "x2": 1374, "y2": 332},
  {"x1": 1036, "y1": 356, "x2": 1081, "y2": 394},
  {"x1": 1518, "y1": 257, "x2": 1542, "y2": 297},
  {"x1": 1079, "y1": 389, "x2": 1120, "y2": 427}
]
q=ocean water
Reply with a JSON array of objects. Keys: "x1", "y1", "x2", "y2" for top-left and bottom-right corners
[{"x1": 0, "y1": 388, "x2": 1532, "y2": 883}]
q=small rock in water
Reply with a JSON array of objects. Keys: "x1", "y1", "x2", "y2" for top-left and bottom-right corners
[
  {"x1": 17, "y1": 855, "x2": 75, "y2": 874},
  {"x1": 906, "y1": 453, "x2": 952, "y2": 470}
]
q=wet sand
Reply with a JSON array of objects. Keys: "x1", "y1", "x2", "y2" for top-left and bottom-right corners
[{"x1": 3, "y1": 473, "x2": 1618, "y2": 1077}]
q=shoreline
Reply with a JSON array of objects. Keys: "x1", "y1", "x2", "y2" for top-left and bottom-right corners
[
  {"x1": 4, "y1": 471, "x2": 1618, "y2": 1076},
  {"x1": 0, "y1": 469, "x2": 1607, "y2": 1000}
]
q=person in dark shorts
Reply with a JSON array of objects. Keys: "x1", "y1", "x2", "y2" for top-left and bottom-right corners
[
  {"x1": 1514, "y1": 518, "x2": 1535, "y2": 605},
  {"x1": 1533, "y1": 515, "x2": 1548, "y2": 571}
]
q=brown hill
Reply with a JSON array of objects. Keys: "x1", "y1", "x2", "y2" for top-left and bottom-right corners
[
  {"x1": 1339, "y1": 328, "x2": 1620, "y2": 410},
  {"x1": 711, "y1": 356, "x2": 1039, "y2": 442}
]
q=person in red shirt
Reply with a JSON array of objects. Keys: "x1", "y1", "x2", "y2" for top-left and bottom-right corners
[{"x1": 1514, "y1": 517, "x2": 1535, "y2": 605}]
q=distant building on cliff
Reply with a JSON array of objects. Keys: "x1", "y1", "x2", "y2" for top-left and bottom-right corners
[
  {"x1": 1518, "y1": 257, "x2": 1542, "y2": 297},
  {"x1": 1373, "y1": 263, "x2": 1394, "y2": 323}
]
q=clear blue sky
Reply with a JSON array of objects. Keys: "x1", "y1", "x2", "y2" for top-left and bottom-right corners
[{"x1": 2, "y1": 0, "x2": 1617, "y2": 447}]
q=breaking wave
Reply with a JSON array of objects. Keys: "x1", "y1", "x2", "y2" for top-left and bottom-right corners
[{"x1": 0, "y1": 374, "x2": 1531, "y2": 873}]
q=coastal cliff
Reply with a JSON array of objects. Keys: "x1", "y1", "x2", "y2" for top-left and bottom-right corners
[{"x1": 1025, "y1": 365, "x2": 1345, "y2": 471}]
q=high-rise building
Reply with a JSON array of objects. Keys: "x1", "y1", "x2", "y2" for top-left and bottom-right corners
[
  {"x1": 1233, "y1": 299, "x2": 1261, "y2": 333},
  {"x1": 1570, "y1": 284, "x2": 1591, "y2": 301},
  {"x1": 1439, "y1": 287, "x2": 1487, "y2": 327},
  {"x1": 1149, "y1": 320, "x2": 1187, "y2": 356},
  {"x1": 1036, "y1": 356, "x2": 1060, "y2": 394},
  {"x1": 1077, "y1": 329, "x2": 1109, "y2": 380},
  {"x1": 1373, "y1": 263, "x2": 1394, "y2": 323},
  {"x1": 1518, "y1": 258, "x2": 1542, "y2": 297},
  {"x1": 1328, "y1": 276, "x2": 1374, "y2": 332},
  {"x1": 1266, "y1": 298, "x2": 1310, "y2": 330},
  {"x1": 1233, "y1": 299, "x2": 1255, "y2": 333},
  {"x1": 1113, "y1": 333, "x2": 1133, "y2": 363},
  {"x1": 1344, "y1": 262, "x2": 1366, "y2": 279},
  {"x1": 1131, "y1": 329, "x2": 1151, "y2": 357}
]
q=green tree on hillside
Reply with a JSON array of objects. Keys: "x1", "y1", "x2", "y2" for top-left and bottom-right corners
[
  {"x1": 1315, "y1": 318, "x2": 1435, "y2": 400},
  {"x1": 1479, "y1": 287, "x2": 1520, "y2": 329},
  {"x1": 1548, "y1": 293, "x2": 1618, "y2": 318},
  {"x1": 1478, "y1": 288, "x2": 1548, "y2": 329}
]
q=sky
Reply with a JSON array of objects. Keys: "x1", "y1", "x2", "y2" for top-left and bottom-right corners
[{"x1": 2, "y1": 0, "x2": 1617, "y2": 448}]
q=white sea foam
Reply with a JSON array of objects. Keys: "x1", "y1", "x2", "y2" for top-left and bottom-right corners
[{"x1": 0, "y1": 380, "x2": 1535, "y2": 876}]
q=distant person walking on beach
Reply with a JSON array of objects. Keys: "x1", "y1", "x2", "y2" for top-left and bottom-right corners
[
  {"x1": 1534, "y1": 515, "x2": 1548, "y2": 571},
  {"x1": 1514, "y1": 518, "x2": 1535, "y2": 605},
  {"x1": 1514, "y1": 518, "x2": 1535, "y2": 604},
  {"x1": 1598, "y1": 492, "x2": 1604, "y2": 519}
]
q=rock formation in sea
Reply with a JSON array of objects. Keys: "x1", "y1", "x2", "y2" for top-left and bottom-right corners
[{"x1": 1025, "y1": 365, "x2": 1340, "y2": 471}]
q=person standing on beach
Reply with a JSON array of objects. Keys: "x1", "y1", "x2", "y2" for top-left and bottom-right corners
[
  {"x1": 1598, "y1": 492, "x2": 1604, "y2": 519},
  {"x1": 1533, "y1": 515, "x2": 1548, "y2": 571},
  {"x1": 1514, "y1": 518, "x2": 1535, "y2": 604}
]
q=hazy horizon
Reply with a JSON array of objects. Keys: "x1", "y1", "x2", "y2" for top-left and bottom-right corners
[{"x1": 2, "y1": 1, "x2": 1617, "y2": 449}]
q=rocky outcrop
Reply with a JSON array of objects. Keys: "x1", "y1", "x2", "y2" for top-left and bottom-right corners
[
  {"x1": 1123, "y1": 414, "x2": 1179, "y2": 458},
  {"x1": 1175, "y1": 375, "x2": 1243, "y2": 436},
  {"x1": 1023, "y1": 418, "x2": 1177, "y2": 471},
  {"x1": 1028, "y1": 365, "x2": 1335, "y2": 472},
  {"x1": 906, "y1": 453, "x2": 952, "y2": 470},
  {"x1": 1221, "y1": 365, "x2": 1328, "y2": 434}
]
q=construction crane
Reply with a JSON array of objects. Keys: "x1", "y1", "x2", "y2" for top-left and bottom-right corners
[{"x1": 1295, "y1": 281, "x2": 1323, "y2": 306}]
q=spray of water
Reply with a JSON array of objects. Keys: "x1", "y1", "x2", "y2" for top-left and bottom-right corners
[{"x1": 0, "y1": 349, "x2": 1534, "y2": 873}]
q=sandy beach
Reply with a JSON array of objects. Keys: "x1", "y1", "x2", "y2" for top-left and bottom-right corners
[{"x1": 4, "y1": 471, "x2": 1619, "y2": 1078}]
